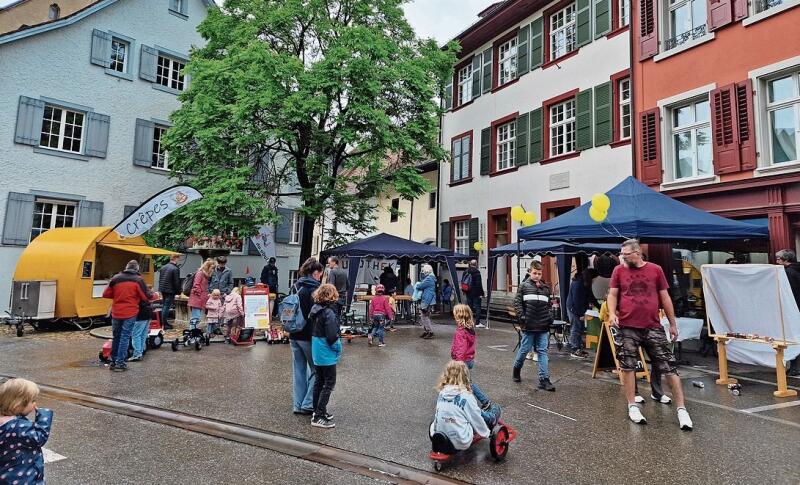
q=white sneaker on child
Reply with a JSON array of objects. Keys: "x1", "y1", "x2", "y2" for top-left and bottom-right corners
[{"x1": 628, "y1": 405, "x2": 647, "y2": 424}]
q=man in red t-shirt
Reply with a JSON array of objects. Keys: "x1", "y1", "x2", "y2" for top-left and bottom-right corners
[{"x1": 607, "y1": 239, "x2": 692, "y2": 430}]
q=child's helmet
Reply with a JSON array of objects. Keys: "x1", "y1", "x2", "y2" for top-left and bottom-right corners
[{"x1": 375, "y1": 284, "x2": 385, "y2": 294}]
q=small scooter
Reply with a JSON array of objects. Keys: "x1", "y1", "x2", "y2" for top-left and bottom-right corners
[
  {"x1": 428, "y1": 420, "x2": 517, "y2": 471},
  {"x1": 171, "y1": 318, "x2": 205, "y2": 352}
]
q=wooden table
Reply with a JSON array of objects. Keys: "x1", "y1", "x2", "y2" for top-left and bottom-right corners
[
  {"x1": 712, "y1": 334, "x2": 798, "y2": 398},
  {"x1": 354, "y1": 294, "x2": 418, "y2": 324}
]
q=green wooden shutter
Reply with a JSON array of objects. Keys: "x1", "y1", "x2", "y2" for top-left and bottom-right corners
[
  {"x1": 471, "y1": 55, "x2": 482, "y2": 99},
  {"x1": 139, "y1": 45, "x2": 158, "y2": 82},
  {"x1": 517, "y1": 24, "x2": 530, "y2": 77},
  {"x1": 274, "y1": 208, "x2": 293, "y2": 243},
  {"x1": 594, "y1": 82, "x2": 613, "y2": 146},
  {"x1": 576, "y1": 0, "x2": 592, "y2": 47},
  {"x1": 90, "y1": 29, "x2": 112, "y2": 68},
  {"x1": 530, "y1": 18, "x2": 544, "y2": 70},
  {"x1": 594, "y1": 0, "x2": 612, "y2": 38},
  {"x1": 133, "y1": 119, "x2": 155, "y2": 167},
  {"x1": 515, "y1": 112, "x2": 529, "y2": 166},
  {"x1": 468, "y1": 218, "x2": 479, "y2": 258},
  {"x1": 440, "y1": 222, "x2": 451, "y2": 250},
  {"x1": 529, "y1": 108, "x2": 543, "y2": 163},
  {"x1": 2, "y1": 192, "x2": 35, "y2": 246},
  {"x1": 576, "y1": 90, "x2": 594, "y2": 151},
  {"x1": 480, "y1": 127, "x2": 491, "y2": 175},
  {"x1": 85, "y1": 112, "x2": 110, "y2": 158},
  {"x1": 444, "y1": 79, "x2": 453, "y2": 110},
  {"x1": 14, "y1": 96, "x2": 45, "y2": 146},
  {"x1": 481, "y1": 48, "x2": 493, "y2": 93}
]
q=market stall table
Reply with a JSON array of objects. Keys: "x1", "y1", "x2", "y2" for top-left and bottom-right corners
[{"x1": 354, "y1": 294, "x2": 418, "y2": 325}]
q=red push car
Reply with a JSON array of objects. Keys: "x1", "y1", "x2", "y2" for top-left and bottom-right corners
[{"x1": 429, "y1": 420, "x2": 517, "y2": 471}]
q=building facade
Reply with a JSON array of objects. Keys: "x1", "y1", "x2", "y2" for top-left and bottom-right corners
[
  {"x1": 439, "y1": 0, "x2": 634, "y2": 289},
  {"x1": 371, "y1": 162, "x2": 439, "y2": 245},
  {"x1": 0, "y1": 0, "x2": 303, "y2": 304},
  {"x1": 632, "y1": 0, "x2": 800, "y2": 256}
]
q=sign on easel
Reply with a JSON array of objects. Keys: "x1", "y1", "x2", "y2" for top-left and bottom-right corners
[
  {"x1": 243, "y1": 286, "x2": 270, "y2": 329},
  {"x1": 592, "y1": 321, "x2": 650, "y2": 381}
]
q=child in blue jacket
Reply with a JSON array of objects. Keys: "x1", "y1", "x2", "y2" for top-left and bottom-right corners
[
  {"x1": 309, "y1": 284, "x2": 343, "y2": 429},
  {"x1": 0, "y1": 378, "x2": 53, "y2": 485}
]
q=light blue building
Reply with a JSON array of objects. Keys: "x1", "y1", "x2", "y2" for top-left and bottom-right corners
[{"x1": 0, "y1": 0, "x2": 303, "y2": 307}]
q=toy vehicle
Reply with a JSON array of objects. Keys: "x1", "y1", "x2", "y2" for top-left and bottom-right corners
[
  {"x1": 171, "y1": 318, "x2": 205, "y2": 352},
  {"x1": 97, "y1": 309, "x2": 164, "y2": 362},
  {"x1": 266, "y1": 322, "x2": 289, "y2": 344},
  {"x1": 429, "y1": 420, "x2": 517, "y2": 472}
]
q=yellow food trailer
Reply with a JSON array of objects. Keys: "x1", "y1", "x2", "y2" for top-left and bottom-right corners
[{"x1": 8, "y1": 226, "x2": 177, "y2": 334}]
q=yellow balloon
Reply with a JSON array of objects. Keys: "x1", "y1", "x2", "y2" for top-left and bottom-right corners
[
  {"x1": 473, "y1": 241, "x2": 483, "y2": 251},
  {"x1": 591, "y1": 193, "x2": 611, "y2": 212},
  {"x1": 521, "y1": 212, "x2": 536, "y2": 227},
  {"x1": 510, "y1": 205, "x2": 525, "y2": 222},
  {"x1": 589, "y1": 205, "x2": 607, "y2": 223}
]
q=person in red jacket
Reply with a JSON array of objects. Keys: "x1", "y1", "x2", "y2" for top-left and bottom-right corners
[
  {"x1": 450, "y1": 304, "x2": 492, "y2": 409},
  {"x1": 367, "y1": 284, "x2": 394, "y2": 347},
  {"x1": 102, "y1": 260, "x2": 152, "y2": 372}
]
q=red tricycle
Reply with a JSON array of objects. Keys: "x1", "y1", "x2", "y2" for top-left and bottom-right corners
[{"x1": 429, "y1": 420, "x2": 517, "y2": 471}]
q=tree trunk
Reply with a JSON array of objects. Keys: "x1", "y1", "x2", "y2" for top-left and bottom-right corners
[{"x1": 299, "y1": 213, "x2": 317, "y2": 265}]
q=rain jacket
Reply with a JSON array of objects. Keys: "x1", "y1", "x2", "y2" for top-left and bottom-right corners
[
  {"x1": 415, "y1": 274, "x2": 437, "y2": 307},
  {"x1": 784, "y1": 262, "x2": 800, "y2": 311},
  {"x1": 514, "y1": 279, "x2": 553, "y2": 332},
  {"x1": 291, "y1": 276, "x2": 322, "y2": 342},
  {"x1": 368, "y1": 295, "x2": 395, "y2": 320},
  {"x1": 102, "y1": 269, "x2": 151, "y2": 319},
  {"x1": 429, "y1": 385, "x2": 489, "y2": 451},
  {"x1": 188, "y1": 271, "x2": 209, "y2": 309},
  {"x1": 206, "y1": 296, "x2": 224, "y2": 320},
  {"x1": 450, "y1": 326, "x2": 476, "y2": 362},
  {"x1": 310, "y1": 302, "x2": 342, "y2": 366},
  {"x1": 209, "y1": 267, "x2": 234, "y2": 295},
  {"x1": 223, "y1": 292, "x2": 244, "y2": 320},
  {"x1": 0, "y1": 408, "x2": 53, "y2": 484}
]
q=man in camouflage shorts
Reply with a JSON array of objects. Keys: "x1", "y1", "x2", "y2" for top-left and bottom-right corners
[{"x1": 607, "y1": 239, "x2": 692, "y2": 430}]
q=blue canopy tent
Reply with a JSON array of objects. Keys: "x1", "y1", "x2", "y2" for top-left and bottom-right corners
[
  {"x1": 486, "y1": 240, "x2": 619, "y2": 325},
  {"x1": 319, "y1": 232, "x2": 469, "y2": 309},
  {"x1": 518, "y1": 177, "x2": 770, "y2": 243}
]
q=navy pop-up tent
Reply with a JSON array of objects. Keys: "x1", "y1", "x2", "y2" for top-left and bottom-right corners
[
  {"x1": 518, "y1": 177, "x2": 770, "y2": 243},
  {"x1": 320, "y1": 233, "x2": 469, "y2": 308},
  {"x1": 487, "y1": 240, "x2": 619, "y2": 323}
]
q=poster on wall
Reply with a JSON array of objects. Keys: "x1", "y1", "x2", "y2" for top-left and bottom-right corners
[
  {"x1": 243, "y1": 286, "x2": 270, "y2": 329},
  {"x1": 339, "y1": 258, "x2": 397, "y2": 286}
]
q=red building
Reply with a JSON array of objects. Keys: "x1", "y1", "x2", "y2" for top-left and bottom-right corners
[{"x1": 632, "y1": 0, "x2": 800, "y2": 255}]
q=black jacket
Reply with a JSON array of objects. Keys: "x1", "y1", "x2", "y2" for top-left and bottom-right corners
[
  {"x1": 464, "y1": 267, "x2": 484, "y2": 297},
  {"x1": 158, "y1": 262, "x2": 181, "y2": 295},
  {"x1": 290, "y1": 276, "x2": 321, "y2": 341},
  {"x1": 514, "y1": 279, "x2": 553, "y2": 332},
  {"x1": 309, "y1": 302, "x2": 340, "y2": 346},
  {"x1": 260, "y1": 263, "x2": 279, "y2": 290},
  {"x1": 785, "y1": 263, "x2": 800, "y2": 311},
  {"x1": 379, "y1": 271, "x2": 399, "y2": 294}
]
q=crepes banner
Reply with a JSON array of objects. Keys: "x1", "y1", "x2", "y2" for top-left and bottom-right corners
[
  {"x1": 250, "y1": 224, "x2": 277, "y2": 260},
  {"x1": 113, "y1": 185, "x2": 203, "y2": 237}
]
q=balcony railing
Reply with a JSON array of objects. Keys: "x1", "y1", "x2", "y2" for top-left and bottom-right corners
[
  {"x1": 755, "y1": 0, "x2": 783, "y2": 12},
  {"x1": 664, "y1": 25, "x2": 707, "y2": 51}
]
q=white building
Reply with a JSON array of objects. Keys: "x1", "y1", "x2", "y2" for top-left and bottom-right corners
[
  {"x1": 439, "y1": 0, "x2": 633, "y2": 290},
  {"x1": 0, "y1": 0, "x2": 303, "y2": 305}
]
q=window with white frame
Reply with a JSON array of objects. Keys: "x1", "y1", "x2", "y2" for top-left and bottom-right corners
[
  {"x1": 619, "y1": 0, "x2": 630, "y2": 27},
  {"x1": 754, "y1": 0, "x2": 785, "y2": 13},
  {"x1": 550, "y1": 3, "x2": 577, "y2": 60},
  {"x1": 458, "y1": 64, "x2": 473, "y2": 105},
  {"x1": 288, "y1": 270, "x2": 298, "y2": 287},
  {"x1": 550, "y1": 99, "x2": 576, "y2": 157},
  {"x1": 619, "y1": 78, "x2": 632, "y2": 139},
  {"x1": 496, "y1": 122, "x2": 516, "y2": 171},
  {"x1": 498, "y1": 38, "x2": 517, "y2": 86},
  {"x1": 40, "y1": 105, "x2": 84, "y2": 153},
  {"x1": 30, "y1": 199, "x2": 76, "y2": 241},
  {"x1": 290, "y1": 211, "x2": 301, "y2": 244},
  {"x1": 670, "y1": 98, "x2": 712, "y2": 179},
  {"x1": 109, "y1": 38, "x2": 129, "y2": 73},
  {"x1": 454, "y1": 220, "x2": 469, "y2": 255},
  {"x1": 665, "y1": 0, "x2": 707, "y2": 51},
  {"x1": 765, "y1": 72, "x2": 799, "y2": 165},
  {"x1": 157, "y1": 55, "x2": 186, "y2": 91},
  {"x1": 151, "y1": 125, "x2": 169, "y2": 169},
  {"x1": 451, "y1": 135, "x2": 471, "y2": 181}
]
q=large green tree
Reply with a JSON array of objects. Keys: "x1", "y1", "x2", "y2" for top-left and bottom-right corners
[{"x1": 155, "y1": 0, "x2": 456, "y2": 263}]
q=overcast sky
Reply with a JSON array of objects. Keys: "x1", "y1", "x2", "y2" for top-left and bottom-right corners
[{"x1": 0, "y1": 0, "x2": 493, "y2": 43}]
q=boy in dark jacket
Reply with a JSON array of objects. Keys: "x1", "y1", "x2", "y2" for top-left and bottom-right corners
[
  {"x1": 512, "y1": 261, "x2": 555, "y2": 391},
  {"x1": 309, "y1": 284, "x2": 343, "y2": 429}
]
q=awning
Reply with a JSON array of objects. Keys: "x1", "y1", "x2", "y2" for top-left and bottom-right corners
[{"x1": 98, "y1": 242, "x2": 178, "y2": 256}]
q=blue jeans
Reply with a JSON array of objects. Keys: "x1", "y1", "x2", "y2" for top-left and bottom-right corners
[
  {"x1": 290, "y1": 339, "x2": 315, "y2": 412},
  {"x1": 161, "y1": 293, "x2": 175, "y2": 323},
  {"x1": 370, "y1": 315, "x2": 386, "y2": 344},
  {"x1": 111, "y1": 317, "x2": 136, "y2": 366},
  {"x1": 190, "y1": 307, "x2": 203, "y2": 326},
  {"x1": 466, "y1": 295, "x2": 482, "y2": 324},
  {"x1": 568, "y1": 311, "x2": 585, "y2": 351},
  {"x1": 513, "y1": 331, "x2": 550, "y2": 381},
  {"x1": 131, "y1": 319, "x2": 149, "y2": 358},
  {"x1": 465, "y1": 360, "x2": 490, "y2": 405}
]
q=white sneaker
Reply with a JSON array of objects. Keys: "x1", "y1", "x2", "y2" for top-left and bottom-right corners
[
  {"x1": 525, "y1": 352, "x2": 533, "y2": 360},
  {"x1": 628, "y1": 405, "x2": 647, "y2": 424},
  {"x1": 635, "y1": 395, "x2": 645, "y2": 404},
  {"x1": 475, "y1": 323, "x2": 486, "y2": 328},
  {"x1": 652, "y1": 394, "x2": 672, "y2": 404},
  {"x1": 677, "y1": 407, "x2": 693, "y2": 430},
  {"x1": 532, "y1": 352, "x2": 538, "y2": 362}
]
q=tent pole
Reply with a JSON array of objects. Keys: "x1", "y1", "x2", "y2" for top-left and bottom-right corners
[{"x1": 517, "y1": 239, "x2": 522, "y2": 289}]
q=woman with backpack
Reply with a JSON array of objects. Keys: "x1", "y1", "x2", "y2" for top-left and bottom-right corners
[
  {"x1": 288, "y1": 257, "x2": 324, "y2": 416},
  {"x1": 187, "y1": 259, "x2": 214, "y2": 322}
]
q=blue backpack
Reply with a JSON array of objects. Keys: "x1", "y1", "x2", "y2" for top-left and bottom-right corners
[{"x1": 280, "y1": 286, "x2": 306, "y2": 333}]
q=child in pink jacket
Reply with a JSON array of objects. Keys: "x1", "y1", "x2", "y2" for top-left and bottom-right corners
[
  {"x1": 368, "y1": 284, "x2": 394, "y2": 347},
  {"x1": 450, "y1": 304, "x2": 491, "y2": 408},
  {"x1": 205, "y1": 289, "x2": 224, "y2": 336},
  {"x1": 223, "y1": 287, "x2": 244, "y2": 342}
]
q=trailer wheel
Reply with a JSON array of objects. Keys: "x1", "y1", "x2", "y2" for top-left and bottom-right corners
[
  {"x1": 16, "y1": 325, "x2": 24, "y2": 337},
  {"x1": 151, "y1": 334, "x2": 163, "y2": 349}
]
